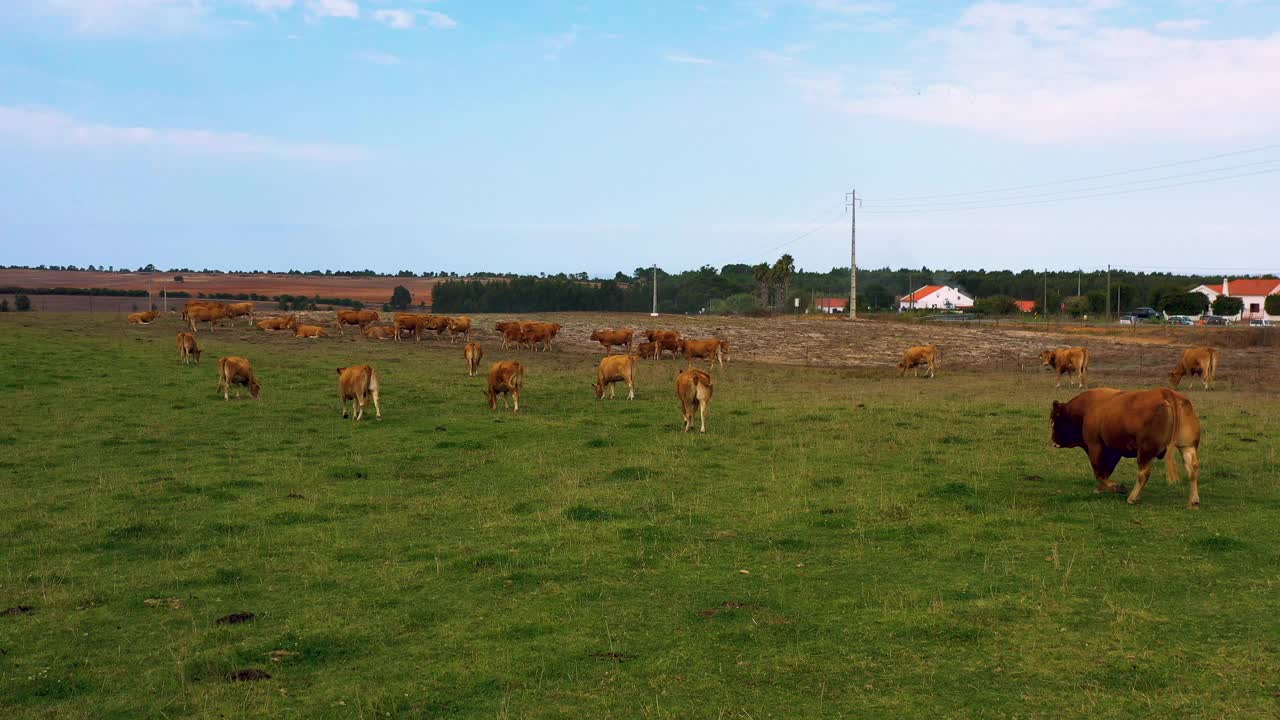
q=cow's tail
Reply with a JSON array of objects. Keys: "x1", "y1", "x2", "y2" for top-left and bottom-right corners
[
  {"x1": 1164, "y1": 393, "x2": 1183, "y2": 485},
  {"x1": 1209, "y1": 348, "x2": 1219, "y2": 383}
]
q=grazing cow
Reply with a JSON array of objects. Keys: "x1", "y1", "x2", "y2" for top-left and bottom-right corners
[
  {"x1": 361, "y1": 324, "x2": 397, "y2": 340},
  {"x1": 594, "y1": 355, "x2": 637, "y2": 400},
  {"x1": 295, "y1": 324, "x2": 328, "y2": 339},
  {"x1": 590, "y1": 329, "x2": 634, "y2": 354},
  {"x1": 717, "y1": 339, "x2": 732, "y2": 364},
  {"x1": 1050, "y1": 387, "x2": 1202, "y2": 509},
  {"x1": 500, "y1": 324, "x2": 527, "y2": 350},
  {"x1": 898, "y1": 345, "x2": 939, "y2": 378},
  {"x1": 680, "y1": 338, "x2": 724, "y2": 368},
  {"x1": 394, "y1": 313, "x2": 430, "y2": 342},
  {"x1": 632, "y1": 341, "x2": 658, "y2": 359},
  {"x1": 448, "y1": 316, "x2": 472, "y2": 343},
  {"x1": 128, "y1": 310, "x2": 160, "y2": 324},
  {"x1": 336, "y1": 309, "x2": 380, "y2": 335},
  {"x1": 487, "y1": 361, "x2": 524, "y2": 413},
  {"x1": 1169, "y1": 347, "x2": 1219, "y2": 390},
  {"x1": 187, "y1": 304, "x2": 231, "y2": 332},
  {"x1": 1041, "y1": 347, "x2": 1090, "y2": 388},
  {"x1": 176, "y1": 332, "x2": 201, "y2": 365},
  {"x1": 675, "y1": 368, "x2": 714, "y2": 433},
  {"x1": 337, "y1": 365, "x2": 381, "y2": 421},
  {"x1": 256, "y1": 315, "x2": 298, "y2": 332},
  {"x1": 524, "y1": 327, "x2": 555, "y2": 352},
  {"x1": 216, "y1": 356, "x2": 261, "y2": 400},
  {"x1": 225, "y1": 302, "x2": 255, "y2": 326},
  {"x1": 517, "y1": 321, "x2": 561, "y2": 350},
  {"x1": 464, "y1": 342, "x2": 484, "y2": 377}
]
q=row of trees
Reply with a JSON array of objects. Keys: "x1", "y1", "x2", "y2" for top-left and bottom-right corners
[{"x1": 0, "y1": 295, "x2": 32, "y2": 312}]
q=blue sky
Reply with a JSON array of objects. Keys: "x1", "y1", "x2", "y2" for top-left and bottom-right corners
[{"x1": 2, "y1": 0, "x2": 1278, "y2": 276}]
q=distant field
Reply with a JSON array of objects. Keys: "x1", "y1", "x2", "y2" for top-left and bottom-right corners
[{"x1": 1, "y1": 313, "x2": 1278, "y2": 718}]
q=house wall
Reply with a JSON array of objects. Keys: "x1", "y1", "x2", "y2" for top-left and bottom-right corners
[{"x1": 900, "y1": 286, "x2": 973, "y2": 310}]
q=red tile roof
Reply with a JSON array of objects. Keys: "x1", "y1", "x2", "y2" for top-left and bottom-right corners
[
  {"x1": 900, "y1": 285, "x2": 944, "y2": 303},
  {"x1": 814, "y1": 297, "x2": 848, "y2": 309},
  {"x1": 1201, "y1": 279, "x2": 1280, "y2": 296},
  {"x1": 1014, "y1": 300, "x2": 1036, "y2": 312}
]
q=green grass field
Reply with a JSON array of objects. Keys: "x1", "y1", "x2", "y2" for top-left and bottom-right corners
[{"x1": 2, "y1": 314, "x2": 1278, "y2": 718}]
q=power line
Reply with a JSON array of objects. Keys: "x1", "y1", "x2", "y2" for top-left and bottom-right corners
[
  {"x1": 715, "y1": 205, "x2": 847, "y2": 267},
  {"x1": 859, "y1": 167, "x2": 1280, "y2": 215},
  {"x1": 863, "y1": 142, "x2": 1280, "y2": 203},
  {"x1": 860, "y1": 157, "x2": 1280, "y2": 211}
]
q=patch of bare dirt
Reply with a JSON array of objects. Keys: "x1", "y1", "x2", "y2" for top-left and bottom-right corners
[
  {"x1": 224, "y1": 669, "x2": 271, "y2": 682},
  {"x1": 216, "y1": 612, "x2": 255, "y2": 625},
  {"x1": 1, "y1": 606, "x2": 33, "y2": 617}
]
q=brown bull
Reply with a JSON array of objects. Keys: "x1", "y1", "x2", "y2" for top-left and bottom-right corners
[
  {"x1": 394, "y1": 313, "x2": 430, "y2": 342},
  {"x1": 1169, "y1": 347, "x2": 1219, "y2": 390},
  {"x1": 225, "y1": 302, "x2": 255, "y2": 326},
  {"x1": 1050, "y1": 388, "x2": 1202, "y2": 509},
  {"x1": 188, "y1": 304, "x2": 231, "y2": 332}
]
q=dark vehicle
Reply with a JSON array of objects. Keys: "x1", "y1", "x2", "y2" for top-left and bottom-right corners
[
  {"x1": 1128, "y1": 307, "x2": 1161, "y2": 320},
  {"x1": 1168, "y1": 316, "x2": 1193, "y2": 326},
  {"x1": 1201, "y1": 315, "x2": 1231, "y2": 326}
]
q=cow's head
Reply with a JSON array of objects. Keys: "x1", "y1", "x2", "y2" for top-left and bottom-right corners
[
  {"x1": 248, "y1": 378, "x2": 262, "y2": 399},
  {"x1": 1040, "y1": 350, "x2": 1056, "y2": 369},
  {"x1": 1048, "y1": 400, "x2": 1082, "y2": 449},
  {"x1": 589, "y1": 330, "x2": 601, "y2": 341},
  {"x1": 592, "y1": 379, "x2": 605, "y2": 398}
]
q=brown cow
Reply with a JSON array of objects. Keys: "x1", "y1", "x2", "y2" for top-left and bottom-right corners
[
  {"x1": 295, "y1": 324, "x2": 328, "y2": 339},
  {"x1": 594, "y1": 355, "x2": 637, "y2": 400},
  {"x1": 500, "y1": 324, "x2": 527, "y2": 350},
  {"x1": 522, "y1": 321, "x2": 561, "y2": 349},
  {"x1": 632, "y1": 341, "x2": 658, "y2": 359},
  {"x1": 176, "y1": 332, "x2": 201, "y2": 365},
  {"x1": 423, "y1": 315, "x2": 451, "y2": 340},
  {"x1": 128, "y1": 310, "x2": 160, "y2": 324},
  {"x1": 256, "y1": 315, "x2": 298, "y2": 332},
  {"x1": 187, "y1": 304, "x2": 231, "y2": 332},
  {"x1": 675, "y1": 368, "x2": 714, "y2": 433},
  {"x1": 1041, "y1": 347, "x2": 1089, "y2": 388},
  {"x1": 487, "y1": 361, "x2": 524, "y2": 413},
  {"x1": 394, "y1": 313, "x2": 430, "y2": 342},
  {"x1": 464, "y1": 342, "x2": 484, "y2": 376},
  {"x1": 717, "y1": 339, "x2": 732, "y2": 364},
  {"x1": 361, "y1": 324, "x2": 397, "y2": 340},
  {"x1": 182, "y1": 299, "x2": 224, "y2": 321},
  {"x1": 898, "y1": 345, "x2": 939, "y2": 378},
  {"x1": 1050, "y1": 388, "x2": 1202, "y2": 509},
  {"x1": 524, "y1": 327, "x2": 555, "y2": 352},
  {"x1": 590, "y1": 329, "x2": 634, "y2": 354},
  {"x1": 680, "y1": 338, "x2": 724, "y2": 368},
  {"x1": 216, "y1": 356, "x2": 261, "y2": 400},
  {"x1": 1169, "y1": 347, "x2": 1219, "y2": 390},
  {"x1": 448, "y1": 316, "x2": 472, "y2": 343},
  {"x1": 337, "y1": 365, "x2": 381, "y2": 421},
  {"x1": 225, "y1": 302, "x2": 255, "y2": 326},
  {"x1": 336, "y1": 309, "x2": 380, "y2": 335}
]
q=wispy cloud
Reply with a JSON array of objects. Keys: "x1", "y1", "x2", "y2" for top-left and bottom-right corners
[
  {"x1": 1155, "y1": 18, "x2": 1207, "y2": 32},
  {"x1": 664, "y1": 51, "x2": 714, "y2": 65},
  {"x1": 349, "y1": 49, "x2": 400, "y2": 65},
  {"x1": 35, "y1": 0, "x2": 210, "y2": 35},
  {"x1": 372, "y1": 9, "x2": 413, "y2": 29},
  {"x1": 0, "y1": 104, "x2": 363, "y2": 161},
  {"x1": 305, "y1": 0, "x2": 358, "y2": 20},
  {"x1": 421, "y1": 10, "x2": 456, "y2": 29},
  {"x1": 244, "y1": 0, "x2": 295, "y2": 12},
  {"x1": 778, "y1": 2, "x2": 1280, "y2": 143}
]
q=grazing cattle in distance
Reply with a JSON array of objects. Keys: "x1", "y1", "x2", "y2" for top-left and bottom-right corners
[
  {"x1": 361, "y1": 324, "x2": 397, "y2": 340},
  {"x1": 487, "y1": 361, "x2": 524, "y2": 413},
  {"x1": 717, "y1": 339, "x2": 732, "y2": 364},
  {"x1": 424, "y1": 315, "x2": 451, "y2": 340},
  {"x1": 680, "y1": 338, "x2": 724, "y2": 368},
  {"x1": 216, "y1": 356, "x2": 261, "y2": 400},
  {"x1": 594, "y1": 355, "x2": 637, "y2": 400},
  {"x1": 524, "y1": 327, "x2": 555, "y2": 352},
  {"x1": 337, "y1": 365, "x2": 382, "y2": 421},
  {"x1": 500, "y1": 324, "x2": 526, "y2": 350},
  {"x1": 225, "y1": 302, "x2": 255, "y2": 326},
  {"x1": 1170, "y1": 347, "x2": 1219, "y2": 390},
  {"x1": 182, "y1": 300, "x2": 225, "y2": 322},
  {"x1": 1050, "y1": 387, "x2": 1202, "y2": 508},
  {"x1": 464, "y1": 342, "x2": 484, "y2": 377},
  {"x1": 521, "y1": 321, "x2": 562, "y2": 350},
  {"x1": 898, "y1": 345, "x2": 939, "y2": 378},
  {"x1": 256, "y1": 315, "x2": 298, "y2": 332},
  {"x1": 675, "y1": 368, "x2": 714, "y2": 433},
  {"x1": 336, "y1": 309, "x2": 380, "y2": 335},
  {"x1": 644, "y1": 330, "x2": 682, "y2": 360},
  {"x1": 1041, "y1": 347, "x2": 1090, "y2": 388},
  {"x1": 632, "y1": 341, "x2": 658, "y2": 359},
  {"x1": 394, "y1": 313, "x2": 430, "y2": 342},
  {"x1": 128, "y1": 310, "x2": 160, "y2": 324},
  {"x1": 448, "y1": 316, "x2": 472, "y2": 343},
  {"x1": 590, "y1": 329, "x2": 634, "y2": 354},
  {"x1": 176, "y1": 332, "x2": 201, "y2": 365},
  {"x1": 295, "y1": 324, "x2": 328, "y2": 339},
  {"x1": 187, "y1": 304, "x2": 231, "y2": 332}
]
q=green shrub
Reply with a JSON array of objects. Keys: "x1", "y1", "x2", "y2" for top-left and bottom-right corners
[
  {"x1": 1265, "y1": 294, "x2": 1280, "y2": 316},
  {"x1": 1212, "y1": 295, "x2": 1243, "y2": 316},
  {"x1": 1160, "y1": 292, "x2": 1209, "y2": 316}
]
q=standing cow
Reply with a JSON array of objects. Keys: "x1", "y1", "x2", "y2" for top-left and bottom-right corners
[
  {"x1": 1041, "y1": 347, "x2": 1089, "y2": 389},
  {"x1": 1169, "y1": 347, "x2": 1219, "y2": 390},
  {"x1": 898, "y1": 345, "x2": 939, "y2": 379},
  {"x1": 590, "y1": 329, "x2": 634, "y2": 354},
  {"x1": 675, "y1": 368, "x2": 714, "y2": 433},
  {"x1": 216, "y1": 357, "x2": 261, "y2": 400},
  {"x1": 594, "y1": 355, "x2": 637, "y2": 400},
  {"x1": 337, "y1": 365, "x2": 382, "y2": 421},
  {"x1": 176, "y1": 332, "x2": 201, "y2": 365},
  {"x1": 487, "y1": 361, "x2": 524, "y2": 413},
  {"x1": 464, "y1": 342, "x2": 484, "y2": 377}
]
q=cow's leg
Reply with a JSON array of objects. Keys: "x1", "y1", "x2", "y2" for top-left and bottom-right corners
[
  {"x1": 609, "y1": 383, "x2": 616, "y2": 399},
  {"x1": 342, "y1": 395, "x2": 349, "y2": 419},
  {"x1": 512, "y1": 390, "x2": 519, "y2": 414},
  {"x1": 1128, "y1": 453, "x2": 1157, "y2": 505},
  {"x1": 627, "y1": 379, "x2": 634, "y2": 400},
  {"x1": 1089, "y1": 447, "x2": 1126, "y2": 495},
  {"x1": 1182, "y1": 446, "x2": 1201, "y2": 509},
  {"x1": 928, "y1": 361, "x2": 936, "y2": 379},
  {"x1": 698, "y1": 400, "x2": 707, "y2": 433},
  {"x1": 370, "y1": 388, "x2": 381, "y2": 420}
]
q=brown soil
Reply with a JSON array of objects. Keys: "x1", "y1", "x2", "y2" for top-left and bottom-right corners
[
  {"x1": 224, "y1": 669, "x2": 271, "y2": 682},
  {"x1": 215, "y1": 612, "x2": 255, "y2": 625},
  {"x1": 1, "y1": 606, "x2": 33, "y2": 616},
  {"x1": 697, "y1": 601, "x2": 763, "y2": 618}
]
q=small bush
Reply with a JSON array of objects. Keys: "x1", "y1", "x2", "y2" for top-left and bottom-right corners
[
  {"x1": 1212, "y1": 295, "x2": 1244, "y2": 317},
  {"x1": 16, "y1": 294, "x2": 32, "y2": 311},
  {"x1": 1265, "y1": 294, "x2": 1280, "y2": 316}
]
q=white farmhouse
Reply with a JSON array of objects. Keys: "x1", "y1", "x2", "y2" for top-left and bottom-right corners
[
  {"x1": 899, "y1": 285, "x2": 974, "y2": 311},
  {"x1": 1190, "y1": 278, "x2": 1280, "y2": 321}
]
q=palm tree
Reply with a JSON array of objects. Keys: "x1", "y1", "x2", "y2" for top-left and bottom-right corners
[
  {"x1": 752, "y1": 263, "x2": 772, "y2": 309},
  {"x1": 772, "y1": 254, "x2": 795, "y2": 310}
]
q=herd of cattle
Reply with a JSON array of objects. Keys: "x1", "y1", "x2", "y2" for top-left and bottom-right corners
[{"x1": 131, "y1": 300, "x2": 1226, "y2": 505}]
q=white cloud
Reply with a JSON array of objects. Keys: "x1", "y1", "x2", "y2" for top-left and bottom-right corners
[
  {"x1": 782, "y1": 1, "x2": 1280, "y2": 143},
  {"x1": 421, "y1": 9, "x2": 456, "y2": 29},
  {"x1": 372, "y1": 8, "x2": 413, "y2": 28},
  {"x1": 305, "y1": 0, "x2": 357, "y2": 19},
  {"x1": 349, "y1": 49, "x2": 400, "y2": 64},
  {"x1": 542, "y1": 28, "x2": 578, "y2": 60},
  {"x1": 664, "y1": 51, "x2": 715, "y2": 65},
  {"x1": 244, "y1": 0, "x2": 294, "y2": 11},
  {"x1": 1155, "y1": 18, "x2": 1207, "y2": 32},
  {"x1": 0, "y1": 104, "x2": 363, "y2": 161},
  {"x1": 806, "y1": 0, "x2": 895, "y2": 15},
  {"x1": 36, "y1": 0, "x2": 210, "y2": 34}
]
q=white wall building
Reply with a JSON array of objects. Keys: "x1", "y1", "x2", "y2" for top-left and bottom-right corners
[
  {"x1": 899, "y1": 285, "x2": 974, "y2": 311},
  {"x1": 1190, "y1": 278, "x2": 1280, "y2": 321}
]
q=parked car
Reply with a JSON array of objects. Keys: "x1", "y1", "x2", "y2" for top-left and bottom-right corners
[
  {"x1": 1249, "y1": 318, "x2": 1275, "y2": 327},
  {"x1": 1129, "y1": 307, "x2": 1161, "y2": 321},
  {"x1": 1168, "y1": 316, "x2": 1193, "y2": 326},
  {"x1": 1201, "y1": 315, "x2": 1231, "y2": 326}
]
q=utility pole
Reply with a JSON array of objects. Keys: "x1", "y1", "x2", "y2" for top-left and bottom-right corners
[
  {"x1": 907, "y1": 273, "x2": 913, "y2": 311},
  {"x1": 1105, "y1": 264, "x2": 1111, "y2": 320},
  {"x1": 846, "y1": 188, "x2": 858, "y2": 319},
  {"x1": 650, "y1": 264, "x2": 658, "y2": 317},
  {"x1": 163, "y1": 281, "x2": 167, "y2": 313},
  {"x1": 1043, "y1": 271, "x2": 1048, "y2": 321},
  {"x1": 1077, "y1": 271, "x2": 1081, "y2": 297}
]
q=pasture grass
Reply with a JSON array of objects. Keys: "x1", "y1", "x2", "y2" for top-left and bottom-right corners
[{"x1": 1, "y1": 313, "x2": 1278, "y2": 718}]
